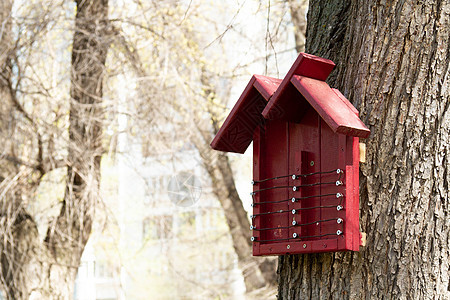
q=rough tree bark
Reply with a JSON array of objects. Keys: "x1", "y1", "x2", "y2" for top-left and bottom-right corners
[
  {"x1": 278, "y1": 1, "x2": 450, "y2": 299},
  {"x1": 0, "y1": 1, "x2": 109, "y2": 298}
]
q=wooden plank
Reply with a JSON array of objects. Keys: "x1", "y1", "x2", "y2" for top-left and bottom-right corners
[
  {"x1": 331, "y1": 88, "x2": 359, "y2": 115},
  {"x1": 360, "y1": 232, "x2": 367, "y2": 247},
  {"x1": 320, "y1": 120, "x2": 348, "y2": 250},
  {"x1": 345, "y1": 135, "x2": 361, "y2": 251},
  {"x1": 288, "y1": 110, "x2": 321, "y2": 242},
  {"x1": 256, "y1": 119, "x2": 289, "y2": 247},
  {"x1": 359, "y1": 142, "x2": 366, "y2": 163},
  {"x1": 252, "y1": 127, "x2": 263, "y2": 255},
  {"x1": 351, "y1": 136, "x2": 361, "y2": 251},
  {"x1": 290, "y1": 75, "x2": 371, "y2": 138},
  {"x1": 258, "y1": 239, "x2": 339, "y2": 255}
]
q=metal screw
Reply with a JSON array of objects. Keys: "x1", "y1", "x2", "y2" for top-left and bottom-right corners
[
  {"x1": 337, "y1": 169, "x2": 343, "y2": 174},
  {"x1": 337, "y1": 218, "x2": 343, "y2": 224},
  {"x1": 292, "y1": 209, "x2": 296, "y2": 214},
  {"x1": 292, "y1": 174, "x2": 297, "y2": 180},
  {"x1": 293, "y1": 186, "x2": 297, "y2": 191},
  {"x1": 292, "y1": 220, "x2": 297, "y2": 226},
  {"x1": 336, "y1": 230, "x2": 343, "y2": 236},
  {"x1": 250, "y1": 203, "x2": 254, "y2": 207},
  {"x1": 336, "y1": 180, "x2": 343, "y2": 186},
  {"x1": 291, "y1": 197, "x2": 296, "y2": 203},
  {"x1": 336, "y1": 192, "x2": 343, "y2": 198},
  {"x1": 251, "y1": 236, "x2": 256, "y2": 241},
  {"x1": 287, "y1": 245, "x2": 290, "y2": 249},
  {"x1": 310, "y1": 161, "x2": 314, "y2": 166},
  {"x1": 303, "y1": 244, "x2": 307, "y2": 248},
  {"x1": 337, "y1": 205, "x2": 343, "y2": 211},
  {"x1": 293, "y1": 233, "x2": 298, "y2": 238},
  {"x1": 250, "y1": 192, "x2": 255, "y2": 195},
  {"x1": 250, "y1": 225, "x2": 255, "y2": 230},
  {"x1": 250, "y1": 215, "x2": 255, "y2": 219},
  {"x1": 251, "y1": 180, "x2": 255, "y2": 185}
]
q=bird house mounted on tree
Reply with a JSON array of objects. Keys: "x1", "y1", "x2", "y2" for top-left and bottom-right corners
[{"x1": 211, "y1": 53, "x2": 370, "y2": 256}]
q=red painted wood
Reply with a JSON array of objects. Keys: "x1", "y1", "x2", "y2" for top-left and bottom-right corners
[
  {"x1": 262, "y1": 53, "x2": 335, "y2": 120},
  {"x1": 288, "y1": 110, "x2": 321, "y2": 241},
  {"x1": 252, "y1": 127, "x2": 263, "y2": 255},
  {"x1": 252, "y1": 119, "x2": 289, "y2": 250},
  {"x1": 210, "y1": 75, "x2": 281, "y2": 154},
  {"x1": 259, "y1": 238, "x2": 342, "y2": 255},
  {"x1": 332, "y1": 88, "x2": 359, "y2": 116},
  {"x1": 290, "y1": 75, "x2": 371, "y2": 138},
  {"x1": 351, "y1": 136, "x2": 361, "y2": 250},
  {"x1": 253, "y1": 75, "x2": 282, "y2": 101},
  {"x1": 252, "y1": 110, "x2": 361, "y2": 255},
  {"x1": 318, "y1": 119, "x2": 347, "y2": 249},
  {"x1": 211, "y1": 53, "x2": 371, "y2": 255}
]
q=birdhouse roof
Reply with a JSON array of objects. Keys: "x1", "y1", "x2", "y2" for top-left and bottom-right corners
[
  {"x1": 210, "y1": 75, "x2": 282, "y2": 154},
  {"x1": 211, "y1": 53, "x2": 370, "y2": 154}
]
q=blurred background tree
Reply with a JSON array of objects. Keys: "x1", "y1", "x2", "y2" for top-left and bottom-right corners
[
  {"x1": 0, "y1": 0, "x2": 109, "y2": 298},
  {"x1": 0, "y1": 0, "x2": 307, "y2": 299}
]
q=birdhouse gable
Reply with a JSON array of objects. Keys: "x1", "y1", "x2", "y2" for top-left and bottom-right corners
[
  {"x1": 261, "y1": 52, "x2": 370, "y2": 139},
  {"x1": 211, "y1": 52, "x2": 370, "y2": 155},
  {"x1": 210, "y1": 75, "x2": 282, "y2": 154},
  {"x1": 290, "y1": 75, "x2": 371, "y2": 138},
  {"x1": 262, "y1": 52, "x2": 335, "y2": 120}
]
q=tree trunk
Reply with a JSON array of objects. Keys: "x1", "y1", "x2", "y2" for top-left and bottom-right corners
[
  {"x1": 0, "y1": 2, "x2": 42, "y2": 299},
  {"x1": 278, "y1": 1, "x2": 450, "y2": 299},
  {"x1": 195, "y1": 70, "x2": 278, "y2": 292},
  {"x1": 195, "y1": 137, "x2": 277, "y2": 291},
  {"x1": 41, "y1": 1, "x2": 109, "y2": 298},
  {"x1": 286, "y1": 0, "x2": 308, "y2": 53},
  {"x1": 0, "y1": 0, "x2": 108, "y2": 298}
]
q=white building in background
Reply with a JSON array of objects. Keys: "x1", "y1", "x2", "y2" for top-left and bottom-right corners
[
  {"x1": 74, "y1": 148, "x2": 245, "y2": 300},
  {"x1": 73, "y1": 246, "x2": 122, "y2": 300},
  {"x1": 74, "y1": 81, "x2": 245, "y2": 299}
]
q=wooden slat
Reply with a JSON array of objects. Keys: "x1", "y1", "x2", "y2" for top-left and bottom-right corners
[
  {"x1": 360, "y1": 232, "x2": 367, "y2": 247},
  {"x1": 359, "y1": 142, "x2": 367, "y2": 163},
  {"x1": 332, "y1": 88, "x2": 359, "y2": 115}
]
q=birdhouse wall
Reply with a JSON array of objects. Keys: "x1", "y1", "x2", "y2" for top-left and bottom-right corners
[{"x1": 252, "y1": 108, "x2": 360, "y2": 255}]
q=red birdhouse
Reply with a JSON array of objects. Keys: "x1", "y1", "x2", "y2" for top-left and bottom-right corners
[{"x1": 211, "y1": 53, "x2": 370, "y2": 255}]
